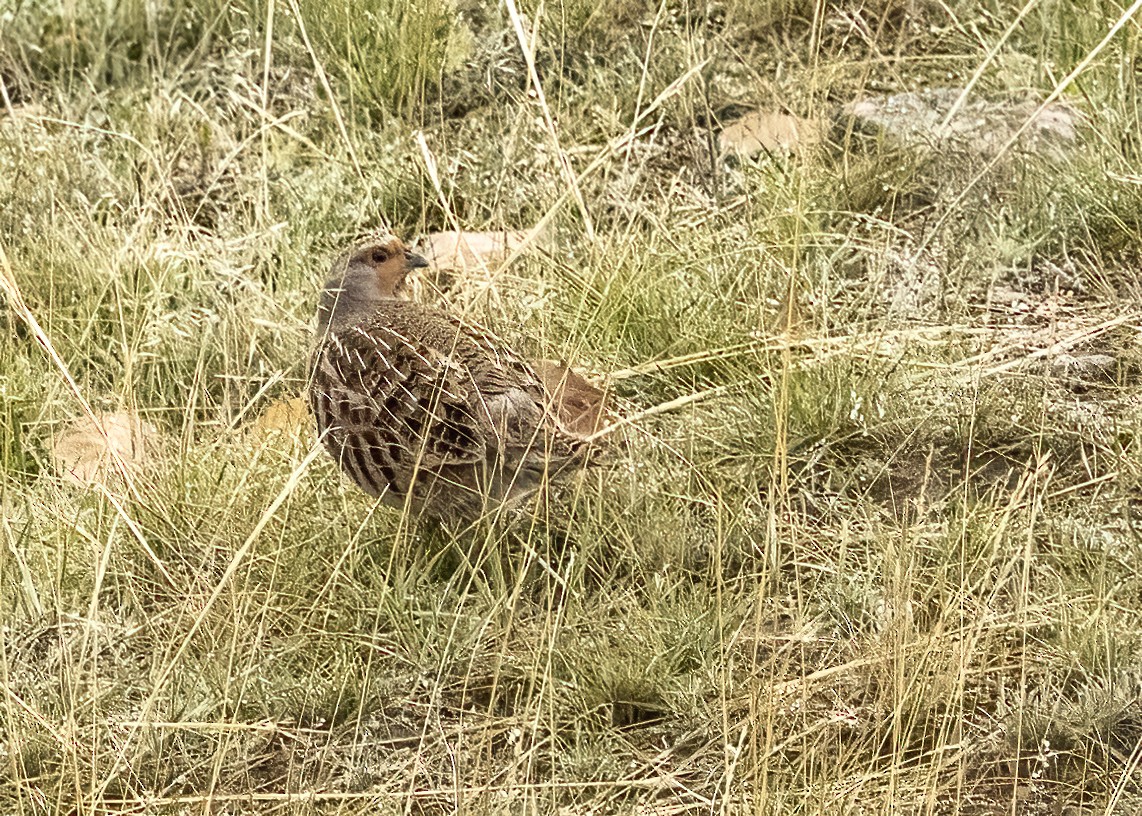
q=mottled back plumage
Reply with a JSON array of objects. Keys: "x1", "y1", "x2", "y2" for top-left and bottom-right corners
[{"x1": 309, "y1": 238, "x2": 589, "y2": 522}]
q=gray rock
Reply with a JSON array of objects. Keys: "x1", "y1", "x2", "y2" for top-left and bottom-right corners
[
  {"x1": 840, "y1": 87, "x2": 1081, "y2": 161},
  {"x1": 1049, "y1": 353, "x2": 1118, "y2": 383}
]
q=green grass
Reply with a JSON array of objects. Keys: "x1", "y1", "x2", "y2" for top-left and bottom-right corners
[{"x1": 4, "y1": 0, "x2": 1142, "y2": 813}]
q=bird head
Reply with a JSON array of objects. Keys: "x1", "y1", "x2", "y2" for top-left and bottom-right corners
[
  {"x1": 318, "y1": 237, "x2": 430, "y2": 334},
  {"x1": 346, "y1": 238, "x2": 430, "y2": 298}
]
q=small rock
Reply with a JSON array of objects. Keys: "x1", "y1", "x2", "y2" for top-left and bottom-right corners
[
  {"x1": 840, "y1": 88, "x2": 1081, "y2": 160},
  {"x1": 1050, "y1": 353, "x2": 1118, "y2": 383},
  {"x1": 252, "y1": 397, "x2": 310, "y2": 443},
  {"x1": 418, "y1": 230, "x2": 527, "y2": 274},
  {"x1": 718, "y1": 110, "x2": 821, "y2": 159},
  {"x1": 50, "y1": 411, "x2": 157, "y2": 488}
]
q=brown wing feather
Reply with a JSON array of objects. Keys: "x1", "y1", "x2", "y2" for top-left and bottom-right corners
[
  {"x1": 310, "y1": 299, "x2": 586, "y2": 517},
  {"x1": 311, "y1": 322, "x2": 489, "y2": 501}
]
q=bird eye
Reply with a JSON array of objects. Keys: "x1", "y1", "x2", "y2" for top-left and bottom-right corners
[{"x1": 371, "y1": 249, "x2": 389, "y2": 264}]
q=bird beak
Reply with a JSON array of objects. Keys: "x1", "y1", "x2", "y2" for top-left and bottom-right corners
[{"x1": 406, "y1": 252, "x2": 430, "y2": 270}]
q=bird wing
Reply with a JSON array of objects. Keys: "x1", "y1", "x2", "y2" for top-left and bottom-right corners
[
  {"x1": 313, "y1": 323, "x2": 489, "y2": 470},
  {"x1": 443, "y1": 319, "x2": 568, "y2": 449}
]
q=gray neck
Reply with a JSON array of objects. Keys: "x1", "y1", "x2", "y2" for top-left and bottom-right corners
[{"x1": 316, "y1": 262, "x2": 387, "y2": 336}]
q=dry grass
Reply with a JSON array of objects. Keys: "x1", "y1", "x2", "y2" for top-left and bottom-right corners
[{"x1": 3, "y1": 0, "x2": 1142, "y2": 813}]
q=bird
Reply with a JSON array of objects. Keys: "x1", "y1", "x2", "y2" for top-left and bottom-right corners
[{"x1": 308, "y1": 236, "x2": 602, "y2": 524}]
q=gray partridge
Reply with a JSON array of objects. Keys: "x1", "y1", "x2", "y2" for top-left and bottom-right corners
[{"x1": 308, "y1": 237, "x2": 597, "y2": 523}]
